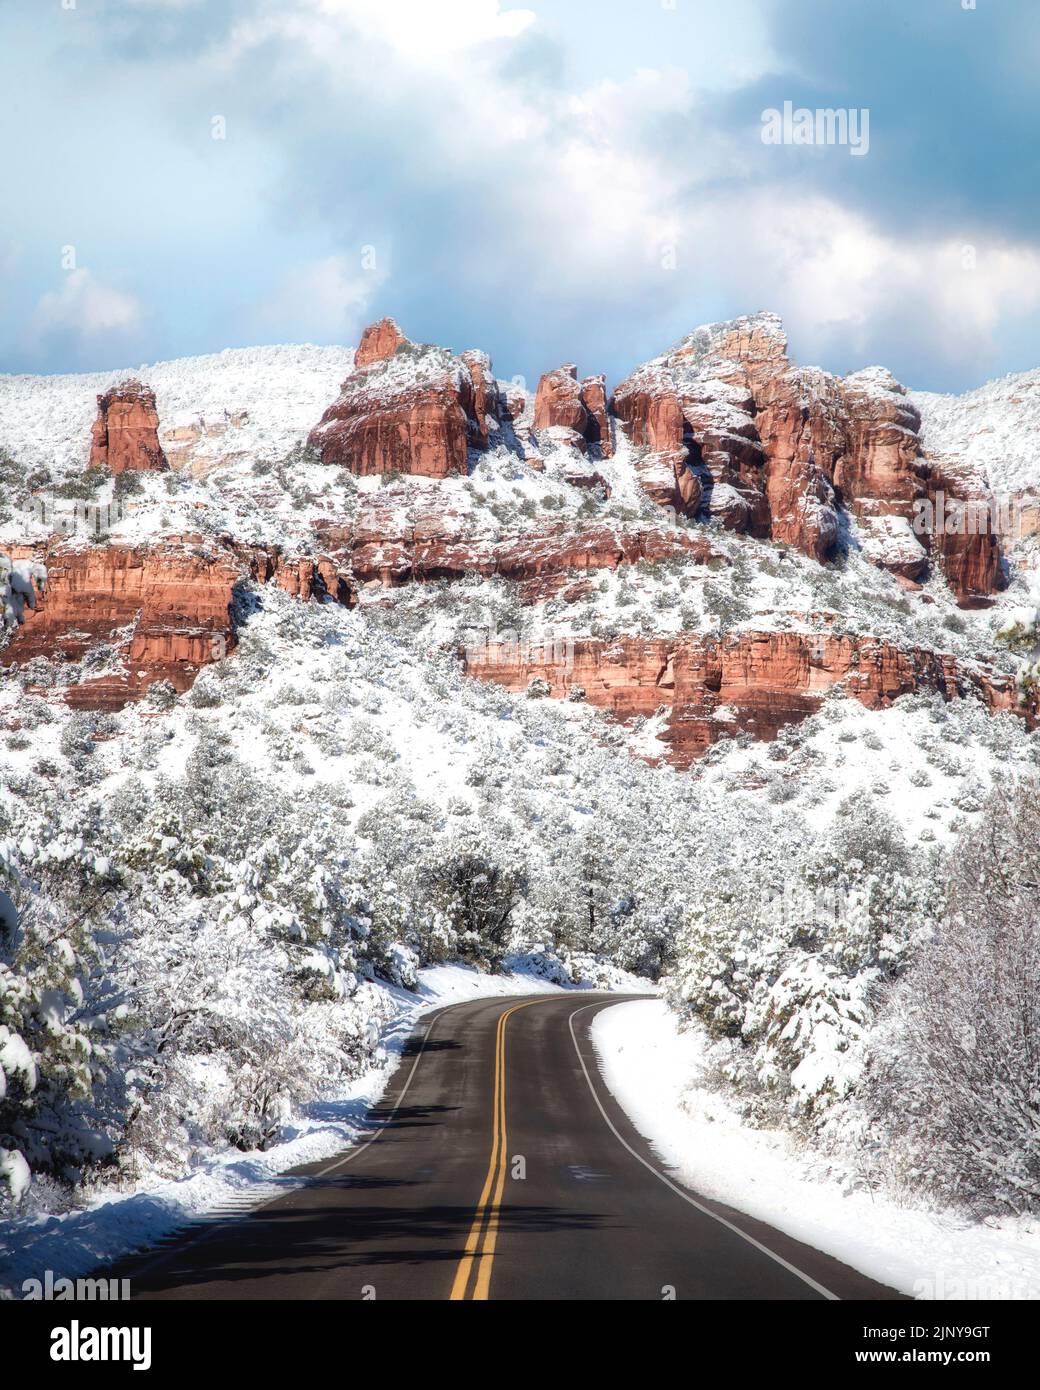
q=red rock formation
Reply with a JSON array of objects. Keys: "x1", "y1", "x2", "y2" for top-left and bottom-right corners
[
  {"x1": 533, "y1": 365, "x2": 615, "y2": 457},
  {"x1": 922, "y1": 455, "x2": 1005, "y2": 608},
  {"x1": 463, "y1": 627, "x2": 1030, "y2": 768},
  {"x1": 753, "y1": 368, "x2": 845, "y2": 562},
  {"x1": 313, "y1": 501, "x2": 723, "y2": 599},
  {"x1": 1, "y1": 538, "x2": 352, "y2": 710},
  {"x1": 89, "y1": 381, "x2": 168, "y2": 475},
  {"x1": 834, "y1": 368, "x2": 927, "y2": 578},
  {"x1": 533, "y1": 365, "x2": 588, "y2": 439},
  {"x1": 561, "y1": 461, "x2": 612, "y2": 496},
  {"x1": 612, "y1": 382, "x2": 685, "y2": 453},
  {"x1": 503, "y1": 387, "x2": 527, "y2": 422},
  {"x1": 354, "y1": 317, "x2": 408, "y2": 369},
  {"x1": 613, "y1": 314, "x2": 1004, "y2": 602},
  {"x1": 633, "y1": 449, "x2": 703, "y2": 517},
  {"x1": 461, "y1": 350, "x2": 500, "y2": 450},
  {"x1": 581, "y1": 375, "x2": 614, "y2": 458},
  {"x1": 614, "y1": 314, "x2": 831, "y2": 550},
  {"x1": 308, "y1": 326, "x2": 488, "y2": 478}
]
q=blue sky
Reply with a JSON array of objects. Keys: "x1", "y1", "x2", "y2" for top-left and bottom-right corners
[{"x1": 1, "y1": 0, "x2": 1038, "y2": 392}]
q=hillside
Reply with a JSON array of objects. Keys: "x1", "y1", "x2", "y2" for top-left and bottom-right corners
[{"x1": 3, "y1": 312, "x2": 1040, "y2": 1270}]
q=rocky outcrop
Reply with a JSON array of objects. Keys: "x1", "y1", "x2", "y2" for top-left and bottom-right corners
[
  {"x1": 614, "y1": 314, "x2": 842, "y2": 556},
  {"x1": 581, "y1": 375, "x2": 614, "y2": 457},
  {"x1": 533, "y1": 365, "x2": 614, "y2": 456},
  {"x1": 1, "y1": 538, "x2": 352, "y2": 710},
  {"x1": 89, "y1": 381, "x2": 168, "y2": 475},
  {"x1": 921, "y1": 455, "x2": 1005, "y2": 607},
  {"x1": 835, "y1": 368, "x2": 927, "y2": 579},
  {"x1": 307, "y1": 322, "x2": 493, "y2": 478},
  {"x1": 354, "y1": 317, "x2": 408, "y2": 369},
  {"x1": 752, "y1": 368, "x2": 845, "y2": 562},
  {"x1": 534, "y1": 365, "x2": 587, "y2": 436},
  {"x1": 313, "y1": 499, "x2": 723, "y2": 600},
  {"x1": 464, "y1": 626, "x2": 1030, "y2": 768},
  {"x1": 502, "y1": 386, "x2": 528, "y2": 424},
  {"x1": 613, "y1": 314, "x2": 1004, "y2": 602},
  {"x1": 461, "y1": 350, "x2": 500, "y2": 450}
]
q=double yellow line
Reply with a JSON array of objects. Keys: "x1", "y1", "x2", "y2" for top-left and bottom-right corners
[{"x1": 449, "y1": 999, "x2": 542, "y2": 1300}]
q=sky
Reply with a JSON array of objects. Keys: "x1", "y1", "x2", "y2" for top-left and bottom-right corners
[{"x1": 1, "y1": 0, "x2": 1038, "y2": 393}]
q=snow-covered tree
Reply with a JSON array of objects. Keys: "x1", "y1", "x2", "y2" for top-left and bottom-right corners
[
  {"x1": 0, "y1": 838, "x2": 115, "y2": 1206},
  {"x1": 864, "y1": 778, "x2": 1040, "y2": 1214},
  {"x1": 665, "y1": 793, "x2": 938, "y2": 1129},
  {"x1": 0, "y1": 553, "x2": 45, "y2": 640}
]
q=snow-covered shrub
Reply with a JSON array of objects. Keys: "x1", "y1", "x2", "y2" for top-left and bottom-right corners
[
  {"x1": 994, "y1": 605, "x2": 1039, "y2": 654},
  {"x1": 702, "y1": 580, "x2": 751, "y2": 629},
  {"x1": 666, "y1": 793, "x2": 938, "y2": 1129},
  {"x1": 863, "y1": 778, "x2": 1040, "y2": 1215},
  {"x1": 0, "y1": 841, "x2": 115, "y2": 1207},
  {"x1": 421, "y1": 850, "x2": 525, "y2": 971},
  {"x1": 144, "y1": 679, "x2": 178, "y2": 712},
  {"x1": 0, "y1": 554, "x2": 46, "y2": 639}
]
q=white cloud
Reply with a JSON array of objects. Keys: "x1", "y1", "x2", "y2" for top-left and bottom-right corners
[
  {"x1": 310, "y1": 0, "x2": 536, "y2": 60},
  {"x1": 248, "y1": 253, "x2": 388, "y2": 343},
  {"x1": 684, "y1": 192, "x2": 1040, "y2": 380},
  {"x1": 25, "y1": 269, "x2": 146, "y2": 353},
  {"x1": 15, "y1": 0, "x2": 1037, "y2": 387}
]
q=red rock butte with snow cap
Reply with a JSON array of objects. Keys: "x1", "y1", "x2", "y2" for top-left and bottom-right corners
[
  {"x1": 306, "y1": 320, "x2": 499, "y2": 479},
  {"x1": 353, "y1": 316, "x2": 409, "y2": 369},
  {"x1": 89, "y1": 379, "x2": 168, "y2": 475}
]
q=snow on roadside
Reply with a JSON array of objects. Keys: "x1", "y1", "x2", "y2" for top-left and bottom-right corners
[
  {"x1": 591, "y1": 999, "x2": 1040, "y2": 1301},
  {"x1": 0, "y1": 963, "x2": 587, "y2": 1298}
]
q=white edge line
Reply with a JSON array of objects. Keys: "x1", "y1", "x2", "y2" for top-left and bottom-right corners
[
  {"x1": 313, "y1": 1006, "x2": 448, "y2": 1177},
  {"x1": 567, "y1": 1000, "x2": 840, "y2": 1303}
]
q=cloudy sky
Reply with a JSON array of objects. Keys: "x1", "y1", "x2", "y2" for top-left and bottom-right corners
[{"x1": 2, "y1": 0, "x2": 1038, "y2": 392}]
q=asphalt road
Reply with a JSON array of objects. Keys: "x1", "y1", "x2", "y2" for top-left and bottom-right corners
[{"x1": 119, "y1": 993, "x2": 901, "y2": 1301}]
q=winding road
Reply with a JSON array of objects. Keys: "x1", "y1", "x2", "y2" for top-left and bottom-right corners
[{"x1": 122, "y1": 993, "x2": 900, "y2": 1301}]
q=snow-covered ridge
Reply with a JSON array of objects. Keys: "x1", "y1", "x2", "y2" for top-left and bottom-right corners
[
  {"x1": 0, "y1": 344, "x2": 356, "y2": 474},
  {"x1": 912, "y1": 368, "x2": 1040, "y2": 497}
]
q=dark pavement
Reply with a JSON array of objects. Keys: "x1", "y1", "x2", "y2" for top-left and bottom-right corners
[{"x1": 115, "y1": 993, "x2": 901, "y2": 1301}]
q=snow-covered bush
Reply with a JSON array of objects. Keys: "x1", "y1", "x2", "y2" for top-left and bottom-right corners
[
  {"x1": 863, "y1": 778, "x2": 1040, "y2": 1215},
  {"x1": 0, "y1": 840, "x2": 115, "y2": 1208},
  {"x1": 422, "y1": 850, "x2": 525, "y2": 971},
  {"x1": 0, "y1": 553, "x2": 45, "y2": 639},
  {"x1": 666, "y1": 793, "x2": 939, "y2": 1129}
]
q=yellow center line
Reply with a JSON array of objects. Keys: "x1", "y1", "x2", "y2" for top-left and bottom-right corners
[{"x1": 449, "y1": 998, "x2": 545, "y2": 1301}]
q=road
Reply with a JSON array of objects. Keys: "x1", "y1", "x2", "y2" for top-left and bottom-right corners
[{"x1": 120, "y1": 993, "x2": 900, "y2": 1301}]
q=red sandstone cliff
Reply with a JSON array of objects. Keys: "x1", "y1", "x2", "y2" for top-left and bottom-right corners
[
  {"x1": 89, "y1": 380, "x2": 168, "y2": 475},
  {"x1": 354, "y1": 317, "x2": 408, "y2": 369},
  {"x1": 313, "y1": 500, "x2": 723, "y2": 599},
  {"x1": 307, "y1": 321, "x2": 496, "y2": 478},
  {"x1": 463, "y1": 627, "x2": 1029, "y2": 768},
  {"x1": 1, "y1": 538, "x2": 351, "y2": 710},
  {"x1": 533, "y1": 365, "x2": 614, "y2": 457},
  {"x1": 4, "y1": 309, "x2": 1020, "y2": 765},
  {"x1": 612, "y1": 314, "x2": 1003, "y2": 603}
]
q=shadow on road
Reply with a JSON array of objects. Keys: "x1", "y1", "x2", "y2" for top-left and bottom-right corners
[
  {"x1": 128, "y1": 1202, "x2": 614, "y2": 1296},
  {"x1": 401, "y1": 1037, "x2": 462, "y2": 1057}
]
